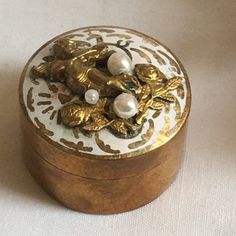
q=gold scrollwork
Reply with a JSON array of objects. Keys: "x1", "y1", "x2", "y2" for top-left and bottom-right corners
[
  {"x1": 60, "y1": 138, "x2": 93, "y2": 152},
  {"x1": 30, "y1": 37, "x2": 183, "y2": 140},
  {"x1": 128, "y1": 119, "x2": 154, "y2": 149},
  {"x1": 95, "y1": 133, "x2": 120, "y2": 154}
]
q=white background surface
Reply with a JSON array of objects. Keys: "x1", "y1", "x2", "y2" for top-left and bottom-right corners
[{"x1": 0, "y1": 1, "x2": 235, "y2": 235}]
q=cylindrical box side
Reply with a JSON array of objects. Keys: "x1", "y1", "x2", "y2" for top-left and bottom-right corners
[{"x1": 22, "y1": 127, "x2": 186, "y2": 214}]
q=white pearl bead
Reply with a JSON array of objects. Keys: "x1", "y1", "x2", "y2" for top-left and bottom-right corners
[
  {"x1": 113, "y1": 93, "x2": 138, "y2": 119},
  {"x1": 107, "y1": 52, "x2": 133, "y2": 75},
  {"x1": 85, "y1": 89, "x2": 99, "y2": 105}
]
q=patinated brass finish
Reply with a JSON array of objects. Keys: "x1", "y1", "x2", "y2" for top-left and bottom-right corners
[
  {"x1": 19, "y1": 26, "x2": 191, "y2": 214},
  {"x1": 21, "y1": 110, "x2": 187, "y2": 214},
  {"x1": 31, "y1": 39, "x2": 183, "y2": 138}
]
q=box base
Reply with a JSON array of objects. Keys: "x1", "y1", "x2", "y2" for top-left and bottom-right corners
[{"x1": 22, "y1": 129, "x2": 185, "y2": 214}]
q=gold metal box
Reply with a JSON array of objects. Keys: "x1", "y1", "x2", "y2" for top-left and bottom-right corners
[{"x1": 19, "y1": 26, "x2": 191, "y2": 214}]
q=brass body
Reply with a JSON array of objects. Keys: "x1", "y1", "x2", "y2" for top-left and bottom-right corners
[
  {"x1": 19, "y1": 26, "x2": 191, "y2": 214},
  {"x1": 21, "y1": 111, "x2": 187, "y2": 214}
]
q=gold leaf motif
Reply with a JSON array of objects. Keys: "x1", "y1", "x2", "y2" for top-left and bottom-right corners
[
  {"x1": 158, "y1": 92, "x2": 176, "y2": 103},
  {"x1": 138, "y1": 84, "x2": 151, "y2": 100},
  {"x1": 72, "y1": 127, "x2": 80, "y2": 139},
  {"x1": 83, "y1": 113, "x2": 111, "y2": 131},
  {"x1": 156, "y1": 116, "x2": 171, "y2": 144},
  {"x1": 50, "y1": 110, "x2": 57, "y2": 120},
  {"x1": 34, "y1": 117, "x2": 54, "y2": 136},
  {"x1": 125, "y1": 30, "x2": 159, "y2": 47},
  {"x1": 59, "y1": 99, "x2": 106, "y2": 127},
  {"x1": 140, "y1": 46, "x2": 166, "y2": 65},
  {"x1": 27, "y1": 87, "x2": 34, "y2": 112},
  {"x1": 86, "y1": 33, "x2": 103, "y2": 43},
  {"x1": 142, "y1": 37, "x2": 159, "y2": 47},
  {"x1": 42, "y1": 106, "x2": 54, "y2": 114},
  {"x1": 109, "y1": 119, "x2": 128, "y2": 135},
  {"x1": 164, "y1": 103, "x2": 170, "y2": 114},
  {"x1": 166, "y1": 77, "x2": 182, "y2": 90},
  {"x1": 174, "y1": 98, "x2": 181, "y2": 122},
  {"x1": 60, "y1": 138, "x2": 93, "y2": 152},
  {"x1": 152, "y1": 109, "x2": 162, "y2": 118},
  {"x1": 130, "y1": 48, "x2": 152, "y2": 63},
  {"x1": 37, "y1": 101, "x2": 52, "y2": 106},
  {"x1": 177, "y1": 84, "x2": 185, "y2": 99},
  {"x1": 157, "y1": 50, "x2": 181, "y2": 74},
  {"x1": 95, "y1": 133, "x2": 120, "y2": 154},
  {"x1": 150, "y1": 100, "x2": 164, "y2": 110},
  {"x1": 58, "y1": 93, "x2": 73, "y2": 104},
  {"x1": 59, "y1": 103, "x2": 92, "y2": 127},
  {"x1": 128, "y1": 119, "x2": 154, "y2": 149},
  {"x1": 38, "y1": 92, "x2": 51, "y2": 98}
]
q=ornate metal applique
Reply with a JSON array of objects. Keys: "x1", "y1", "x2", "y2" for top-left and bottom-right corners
[{"x1": 30, "y1": 38, "x2": 182, "y2": 139}]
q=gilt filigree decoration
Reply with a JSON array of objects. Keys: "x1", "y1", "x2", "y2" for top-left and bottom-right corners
[{"x1": 30, "y1": 37, "x2": 183, "y2": 139}]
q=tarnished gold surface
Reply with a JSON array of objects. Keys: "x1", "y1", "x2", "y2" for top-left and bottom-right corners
[
  {"x1": 21, "y1": 108, "x2": 187, "y2": 213},
  {"x1": 30, "y1": 38, "x2": 183, "y2": 139}
]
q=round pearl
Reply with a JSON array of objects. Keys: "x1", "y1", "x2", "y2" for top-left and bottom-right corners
[
  {"x1": 113, "y1": 93, "x2": 138, "y2": 119},
  {"x1": 107, "y1": 52, "x2": 133, "y2": 75},
  {"x1": 85, "y1": 89, "x2": 99, "y2": 105}
]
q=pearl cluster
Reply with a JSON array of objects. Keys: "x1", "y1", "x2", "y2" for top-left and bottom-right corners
[{"x1": 84, "y1": 52, "x2": 138, "y2": 119}]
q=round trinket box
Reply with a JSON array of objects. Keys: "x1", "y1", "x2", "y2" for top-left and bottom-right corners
[{"x1": 19, "y1": 26, "x2": 191, "y2": 214}]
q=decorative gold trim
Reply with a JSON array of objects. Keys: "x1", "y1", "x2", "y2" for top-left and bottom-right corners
[
  {"x1": 34, "y1": 117, "x2": 54, "y2": 136},
  {"x1": 38, "y1": 92, "x2": 51, "y2": 98},
  {"x1": 37, "y1": 101, "x2": 52, "y2": 106},
  {"x1": 72, "y1": 127, "x2": 80, "y2": 139},
  {"x1": 140, "y1": 46, "x2": 166, "y2": 65},
  {"x1": 157, "y1": 50, "x2": 181, "y2": 74},
  {"x1": 42, "y1": 106, "x2": 54, "y2": 114},
  {"x1": 26, "y1": 87, "x2": 34, "y2": 112},
  {"x1": 95, "y1": 133, "x2": 120, "y2": 154},
  {"x1": 60, "y1": 138, "x2": 93, "y2": 152},
  {"x1": 154, "y1": 116, "x2": 171, "y2": 145},
  {"x1": 128, "y1": 119, "x2": 154, "y2": 149},
  {"x1": 152, "y1": 110, "x2": 162, "y2": 119},
  {"x1": 130, "y1": 48, "x2": 152, "y2": 63},
  {"x1": 177, "y1": 84, "x2": 185, "y2": 99},
  {"x1": 174, "y1": 99, "x2": 181, "y2": 122},
  {"x1": 50, "y1": 110, "x2": 57, "y2": 120},
  {"x1": 125, "y1": 30, "x2": 159, "y2": 47}
]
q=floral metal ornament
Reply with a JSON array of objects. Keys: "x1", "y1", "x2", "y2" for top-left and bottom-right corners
[{"x1": 30, "y1": 38, "x2": 183, "y2": 139}]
